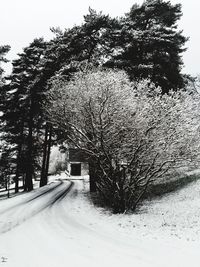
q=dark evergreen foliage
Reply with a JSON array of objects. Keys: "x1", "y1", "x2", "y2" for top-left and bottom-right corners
[
  {"x1": 0, "y1": 45, "x2": 10, "y2": 78},
  {"x1": 1, "y1": 39, "x2": 47, "y2": 191},
  {"x1": 105, "y1": 0, "x2": 187, "y2": 93}
]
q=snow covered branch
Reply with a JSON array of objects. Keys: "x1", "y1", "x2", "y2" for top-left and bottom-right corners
[{"x1": 45, "y1": 68, "x2": 200, "y2": 213}]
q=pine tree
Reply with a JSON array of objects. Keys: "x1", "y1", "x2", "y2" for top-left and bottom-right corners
[
  {"x1": 45, "y1": 8, "x2": 116, "y2": 77},
  {"x1": 2, "y1": 39, "x2": 47, "y2": 192},
  {"x1": 105, "y1": 0, "x2": 187, "y2": 92}
]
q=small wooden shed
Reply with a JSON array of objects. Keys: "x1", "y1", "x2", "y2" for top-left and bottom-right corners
[{"x1": 67, "y1": 148, "x2": 89, "y2": 176}]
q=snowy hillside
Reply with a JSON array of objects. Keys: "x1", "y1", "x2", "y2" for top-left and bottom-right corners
[{"x1": 0, "y1": 176, "x2": 200, "y2": 267}]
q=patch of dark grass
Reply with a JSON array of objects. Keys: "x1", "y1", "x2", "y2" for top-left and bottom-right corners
[
  {"x1": 88, "y1": 173, "x2": 200, "y2": 213},
  {"x1": 143, "y1": 173, "x2": 200, "y2": 200}
]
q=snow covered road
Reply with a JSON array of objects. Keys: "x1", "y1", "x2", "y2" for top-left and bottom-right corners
[
  {"x1": 0, "y1": 180, "x2": 73, "y2": 234},
  {"x1": 0, "y1": 178, "x2": 200, "y2": 267}
]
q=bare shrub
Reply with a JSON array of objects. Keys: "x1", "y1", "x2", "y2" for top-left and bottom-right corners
[{"x1": 46, "y1": 69, "x2": 200, "y2": 213}]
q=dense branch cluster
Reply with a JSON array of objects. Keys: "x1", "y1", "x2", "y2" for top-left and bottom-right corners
[{"x1": 46, "y1": 69, "x2": 200, "y2": 212}]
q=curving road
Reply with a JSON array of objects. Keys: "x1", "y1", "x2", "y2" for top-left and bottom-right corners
[
  {"x1": 0, "y1": 178, "x2": 200, "y2": 267},
  {"x1": 0, "y1": 180, "x2": 73, "y2": 234}
]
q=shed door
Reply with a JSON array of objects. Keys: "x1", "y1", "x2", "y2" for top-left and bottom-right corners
[{"x1": 71, "y1": 163, "x2": 81, "y2": 176}]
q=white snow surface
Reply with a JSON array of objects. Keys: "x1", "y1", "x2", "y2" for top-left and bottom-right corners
[{"x1": 0, "y1": 174, "x2": 200, "y2": 267}]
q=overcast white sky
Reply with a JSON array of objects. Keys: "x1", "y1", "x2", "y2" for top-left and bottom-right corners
[{"x1": 0, "y1": 0, "x2": 199, "y2": 75}]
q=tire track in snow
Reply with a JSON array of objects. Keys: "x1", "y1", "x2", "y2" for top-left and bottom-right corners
[
  {"x1": 0, "y1": 180, "x2": 62, "y2": 214},
  {"x1": 0, "y1": 180, "x2": 73, "y2": 234}
]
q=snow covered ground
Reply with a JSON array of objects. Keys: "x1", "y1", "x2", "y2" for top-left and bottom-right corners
[{"x1": 0, "y1": 174, "x2": 200, "y2": 267}]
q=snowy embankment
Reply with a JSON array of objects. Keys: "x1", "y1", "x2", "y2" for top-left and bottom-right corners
[{"x1": 0, "y1": 175, "x2": 200, "y2": 267}]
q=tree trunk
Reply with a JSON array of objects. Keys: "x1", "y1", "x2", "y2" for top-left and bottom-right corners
[
  {"x1": 44, "y1": 124, "x2": 52, "y2": 183},
  {"x1": 40, "y1": 123, "x2": 52, "y2": 187},
  {"x1": 40, "y1": 123, "x2": 49, "y2": 187},
  {"x1": 15, "y1": 121, "x2": 24, "y2": 193},
  {"x1": 24, "y1": 101, "x2": 34, "y2": 192},
  {"x1": 15, "y1": 148, "x2": 20, "y2": 193},
  {"x1": 89, "y1": 160, "x2": 97, "y2": 192}
]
